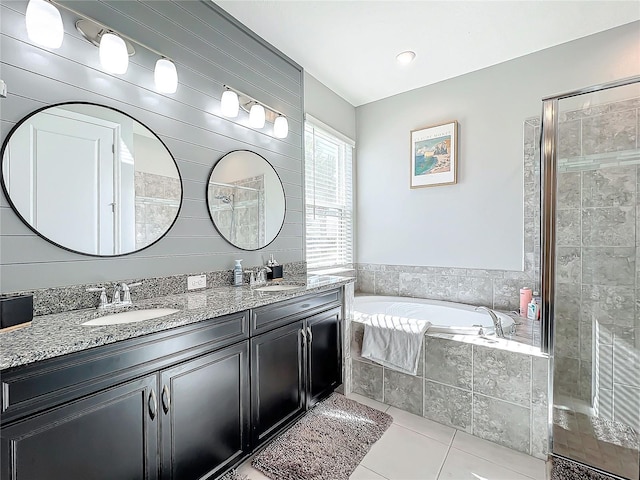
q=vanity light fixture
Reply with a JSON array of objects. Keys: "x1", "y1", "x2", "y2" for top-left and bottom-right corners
[
  {"x1": 154, "y1": 58, "x2": 178, "y2": 94},
  {"x1": 221, "y1": 88, "x2": 240, "y2": 118},
  {"x1": 396, "y1": 50, "x2": 416, "y2": 65},
  {"x1": 223, "y1": 85, "x2": 289, "y2": 139},
  {"x1": 25, "y1": 0, "x2": 64, "y2": 49},
  {"x1": 26, "y1": 2, "x2": 179, "y2": 92},
  {"x1": 273, "y1": 115, "x2": 289, "y2": 139},
  {"x1": 99, "y1": 32, "x2": 129, "y2": 74},
  {"x1": 249, "y1": 103, "x2": 266, "y2": 129}
]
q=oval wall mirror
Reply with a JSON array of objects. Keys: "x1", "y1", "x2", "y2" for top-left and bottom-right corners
[
  {"x1": 1, "y1": 102, "x2": 182, "y2": 256},
  {"x1": 207, "y1": 150, "x2": 285, "y2": 250}
]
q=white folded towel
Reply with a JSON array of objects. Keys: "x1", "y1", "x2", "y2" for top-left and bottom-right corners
[{"x1": 360, "y1": 313, "x2": 431, "y2": 376}]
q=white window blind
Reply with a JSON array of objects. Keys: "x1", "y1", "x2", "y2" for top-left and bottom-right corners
[{"x1": 304, "y1": 121, "x2": 354, "y2": 270}]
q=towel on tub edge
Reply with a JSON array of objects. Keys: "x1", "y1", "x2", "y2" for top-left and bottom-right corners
[{"x1": 360, "y1": 313, "x2": 431, "y2": 376}]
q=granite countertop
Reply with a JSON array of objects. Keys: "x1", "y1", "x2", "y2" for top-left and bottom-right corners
[{"x1": 0, "y1": 274, "x2": 354, "y2": 370}]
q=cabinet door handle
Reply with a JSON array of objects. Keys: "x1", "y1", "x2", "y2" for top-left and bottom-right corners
[
  {"x1": 299, "y1": 328, "x2": 307, "y2": 345},
  {"x1": 162, "y1": 384, "x2": 171, "y2": 414},
  {"x1": 148, "y1": 389, "x2": 157, "y2": 420},
  {"x1": 307, "y1": 326, "x2": 313, "y2": 343}
]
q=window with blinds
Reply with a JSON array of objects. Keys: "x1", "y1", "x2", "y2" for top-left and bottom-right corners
[{"x1": 304, "y1": 121, "x2": 354, "y2": 270}]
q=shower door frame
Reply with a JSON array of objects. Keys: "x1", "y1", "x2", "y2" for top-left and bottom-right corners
[{"x1": 540, "y1": 75, "x2": 640, "y2": 471}]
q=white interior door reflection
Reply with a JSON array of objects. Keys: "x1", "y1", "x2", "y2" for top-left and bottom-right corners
[
  {"x1": 1, "y1": 103, "x2": 181, "y2": 256},
  {"x1": 5, "y1": 109, "x2": 121, "y2": 254}
]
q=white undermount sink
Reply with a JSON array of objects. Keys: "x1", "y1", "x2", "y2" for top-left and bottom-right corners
[
  {"x1": 254, "y1": 284, "x2": 303, "y2": 292},
  {"x1": 81, "y1": 308, "x2": 180, "y2": 326}
]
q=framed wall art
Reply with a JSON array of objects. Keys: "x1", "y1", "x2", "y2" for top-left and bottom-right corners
[{"x1": 410, "y1": 120, "x2": 457, "y2": 188}]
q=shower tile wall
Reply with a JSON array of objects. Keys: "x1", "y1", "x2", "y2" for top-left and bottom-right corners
[
  {"x1": 207, "y1": 175, "x2": 265, "y2": 249},
  {"x1": 554, "y1": 96, "x2": 640, "y2": 434},
  {"x1": 356, "y1": 118, "x2": 541, "y2": 313},
  {"x1": 134, "y1": 172, "x2": 181, "y2": 249}
]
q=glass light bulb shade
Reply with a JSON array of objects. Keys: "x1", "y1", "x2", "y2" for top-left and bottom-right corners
[
  {"x1": 249, "y1": 104, "x2": 266, "y2": 129},
  {"x1": 99, "y1": 32, "x2": 128, "y2": 74},
  {"x1": 273, "y1": 116, "x2": 288, "y2": 139},
  {"x1": 25, "y1": 0, "x2": 64, "y2": 49},
  {"x1": 154, "y1": 58, "x2": 178, "y2": 94},
  {"x1": 221, "y1": 90, "x2": 239, "y2": 118}
]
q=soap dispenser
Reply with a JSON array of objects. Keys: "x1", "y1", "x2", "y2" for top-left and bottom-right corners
[{"x1": 233, "y1": 259, "x2": 243, "y2": 286}]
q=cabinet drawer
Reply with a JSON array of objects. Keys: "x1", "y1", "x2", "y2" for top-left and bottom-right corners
[
  {"x1": 1, "y1": 311, "x2": 248, "y2": 424},
  {"x1": 251, "y1": 288, "x2": 342, "y2": 335}
]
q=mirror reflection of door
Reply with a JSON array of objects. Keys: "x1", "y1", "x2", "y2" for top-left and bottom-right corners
[
  {"x1": 4, "y1": 108, "x2": 120, "y2": 254},
  {"x1": 1, "y1": 103, "x2": 181, "y2": 256}
]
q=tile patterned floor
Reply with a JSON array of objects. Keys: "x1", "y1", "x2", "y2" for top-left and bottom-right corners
[{"x1": 238, "y1": 393, "x2": 547, "y2": 480}]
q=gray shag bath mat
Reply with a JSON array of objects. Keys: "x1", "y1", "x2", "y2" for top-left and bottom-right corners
[{"x1": 252, "y1": 393, "x2": 392, "y2": 480}]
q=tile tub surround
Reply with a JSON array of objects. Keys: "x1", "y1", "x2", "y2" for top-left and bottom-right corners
[
  {"x1": 0, "y1": 274, "x2": 353, "y2": 370},
  {"x1": 350, "y1": 319, "x2": 549, "y2": 459},
  {"x1": 0, "y1": 261, "x2": 308, "y2": 317}
]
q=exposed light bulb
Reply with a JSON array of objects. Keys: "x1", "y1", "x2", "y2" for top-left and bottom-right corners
[
  {"x1": 396, "y1": 50, "x2": 416, "y2": 65},
  {"x1": 154, "y1": 58, "x2": 178, "y2": 94},
  {"x1": 221, "y1": 89, "x2": 239, "y2": 118},
  {"x1": 273, "y1": 115, "x2": 288, "y2": 139},
  {"x1": 249, "y1": 103, "x2": 266, "y2": 129},
  {"x1": 99, "y1": 32, "x2": 128, "y2": 74},
  {"x1": 25, "y1": 0, "x2": 64, "y2": 49}
]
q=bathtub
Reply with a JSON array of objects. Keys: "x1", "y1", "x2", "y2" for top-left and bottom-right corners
[{"x1": 353, "y1": 295, "x2": 515, "y2": 336}]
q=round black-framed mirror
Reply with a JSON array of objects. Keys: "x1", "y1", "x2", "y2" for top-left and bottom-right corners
[
  {"x1": 207, "y1": 150, "x2": 286, "y2": 251},
  {"x1": 0, "y1": 102, "x2": 183, "y2": 257}
]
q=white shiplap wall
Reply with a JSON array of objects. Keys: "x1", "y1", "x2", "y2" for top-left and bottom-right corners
[{"x1": 0, "y1": 0, "x2": 305, "y2": 292}]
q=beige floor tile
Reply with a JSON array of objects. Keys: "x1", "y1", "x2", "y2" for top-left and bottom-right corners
[
  {"x1": 350, "y1": 465, "x2": 388, "y2": 480},
  {"x1": 452, "y1": 431, "x2": 546, "y2": 480},
  {"x1": 387, "y1": 406, "x2": 456, "y2": 445},
  {"x1": 361, "y1": 424, "x2": 449, "y2": 479},
  {"x1": 347, "y1": 392, "x2": 391, "y2": 412},
  {"x1": 439, "y1": 447, "x2": 538, "y2": 480},
  {"x1": 237, "y1": 461, "x2": 272, "y2": 480}
]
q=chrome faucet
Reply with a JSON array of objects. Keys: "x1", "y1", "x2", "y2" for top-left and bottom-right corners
[
  {"x1": 475, "y1": 306, "x2": 505, "y2": 338},
  {"x1": 120, "y1": 282, "x2": 141, "y2": 305},
  {"x1": 250, "y1": 266, "x2": 272, "y2": 287},
  {"x1": 86, "y1": 282, "x2": 142, "y2": 309},
  {"x1": 256, "y1": 266, "x2": 271, "y2": 285},
  {"x1": 86, "y1": 286, "x2": 109, "y2": 309},
  {"x1": 112, "y1": 284, "x2": 121, "y2": 305}
]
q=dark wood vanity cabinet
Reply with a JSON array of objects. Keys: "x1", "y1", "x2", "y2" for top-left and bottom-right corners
[
  {"x1": 1, "y1": 311, "x2": 250, "y2": 480},
  {"x1": 250, "y1": 290, "x2": 342, "y2": 449},
  {"x1": 306, "y1": 307, "x2": 342, "y2": 407},
  {"x1": 1, "y1": 374, "x2": 159, "y2": 480},
  {"x1": 0, "y1": 287, "x2": 344, "y2": 480},
  {"x1": 160, "y1": 341, "x2": 249, "y2": 480},
  {"x1": 250, "y1": 320, "x2": 306, "y2": 447}
]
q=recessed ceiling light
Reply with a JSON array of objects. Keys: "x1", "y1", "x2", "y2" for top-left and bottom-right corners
[{"x1": 396, "y1": 50, "x2": 416, "y2": 65}]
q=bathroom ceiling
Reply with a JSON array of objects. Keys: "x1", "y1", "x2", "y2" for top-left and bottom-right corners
[{"x1": 214, "y1": 1, "x2": 640, "y2": 106}]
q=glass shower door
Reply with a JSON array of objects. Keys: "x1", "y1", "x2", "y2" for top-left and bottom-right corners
[{"x1": 546, "y1": 80, "x2": 640, "y2": 479}]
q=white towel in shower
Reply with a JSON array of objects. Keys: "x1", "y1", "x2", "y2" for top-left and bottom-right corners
[{"x1": 360, "y1": 313, "x2": 431, "y2": 376}]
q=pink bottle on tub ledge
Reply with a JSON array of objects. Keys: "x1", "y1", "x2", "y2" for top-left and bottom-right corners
[{"x1": 519, "y1": 287, "x2": 532, "y2": 317}]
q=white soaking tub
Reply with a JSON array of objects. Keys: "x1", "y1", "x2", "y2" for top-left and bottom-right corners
[{"x1": 354, "y1": 295, "x2": 515, "y2": 336}]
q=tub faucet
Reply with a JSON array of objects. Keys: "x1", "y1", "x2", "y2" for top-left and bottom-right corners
[{"x1": 475, "y1": 306, "x2": 505, "y2": 338}]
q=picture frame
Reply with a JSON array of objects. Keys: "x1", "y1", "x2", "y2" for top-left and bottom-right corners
[{"x1": 410, "y1": 120, "x2": 458, "y2": 188}]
